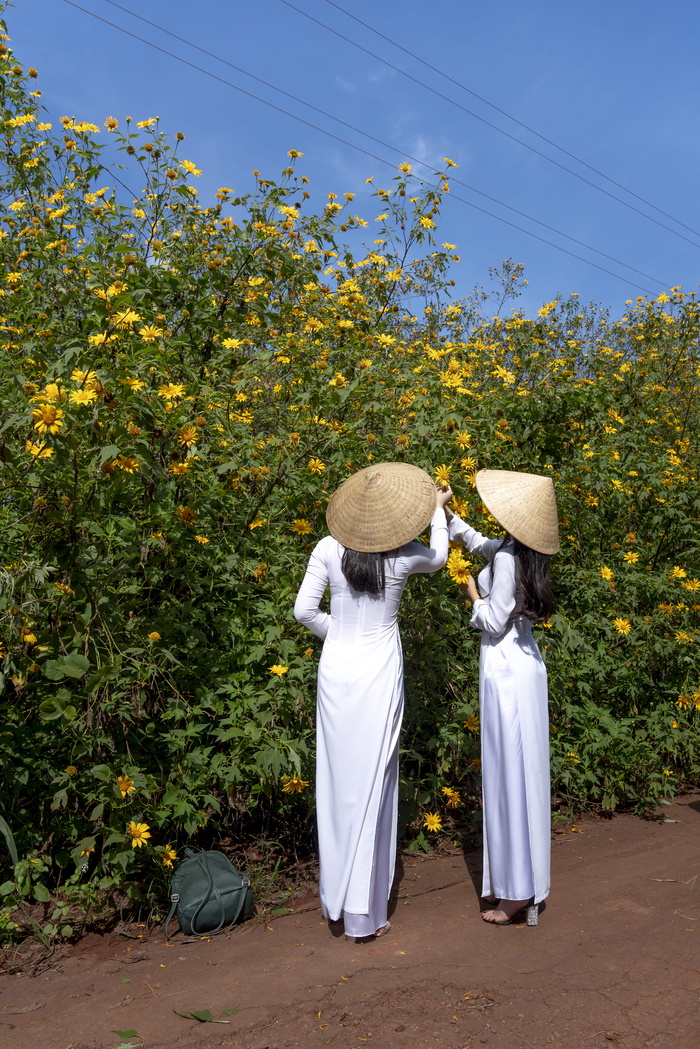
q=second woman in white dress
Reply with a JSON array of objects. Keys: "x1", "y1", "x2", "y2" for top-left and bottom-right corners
[{"x1": 447, "y1": 469, "x2": 559, "y2": 927}]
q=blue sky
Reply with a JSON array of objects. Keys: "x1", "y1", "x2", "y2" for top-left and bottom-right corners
[{"x1": 6, "y1": 0, "x2": 700, "y2": 317}]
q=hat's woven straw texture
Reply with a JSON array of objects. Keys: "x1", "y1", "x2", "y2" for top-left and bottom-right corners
[
  {"x1": 326, "y1": 462, "x2": 437, "y2": 553},
  {"x1": 476, "y1": 469, "x2": 560, "y2": 555}
]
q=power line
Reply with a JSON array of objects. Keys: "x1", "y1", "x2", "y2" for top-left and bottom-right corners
[
  {"x1": 278, "y1": 0, "x2": 700, "y2": 252},
  {"x1": 62, "y1": 0, "x2": 658, "y2": 294},
  {"x1": 90, "y1": 1, "x2": 667, "y2": 289},
  {"x1": 320, "y1": 0, "x2": 700, "y2": 240}
]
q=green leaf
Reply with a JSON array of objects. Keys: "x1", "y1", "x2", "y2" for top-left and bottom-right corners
[
  {"x1": 33, "y1": 883, "x2": 51, "y2": 903},
  {"x1": 0, "y1": 815, "x2": 19, "y2": 867}
]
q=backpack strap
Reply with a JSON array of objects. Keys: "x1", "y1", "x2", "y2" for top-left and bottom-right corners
[{"x1": 164, "y1": 891, "x2": 180, "y2": 942}]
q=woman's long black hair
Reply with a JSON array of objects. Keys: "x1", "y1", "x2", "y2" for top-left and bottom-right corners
[
  {"x1": 341, "y1": 548, "x2": 388, "y2": 595},
  {"x1": 512, "y1": 538, "x2": 554, "y2": 622}
]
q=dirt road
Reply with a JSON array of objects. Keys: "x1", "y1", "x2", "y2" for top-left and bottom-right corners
[{"x1": 2, "y1": 794, "x2": 699, "y2": 1049}]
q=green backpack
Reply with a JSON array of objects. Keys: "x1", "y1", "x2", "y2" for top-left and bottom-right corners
[{"x1": 164, "y1": 848, "x2": 254, "y2": 939}]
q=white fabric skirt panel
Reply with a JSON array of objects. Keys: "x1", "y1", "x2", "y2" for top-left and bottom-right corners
[
  {"x1": 315, "y1": 631, "x2": 404, "y2": 923},
  {"x1": 479, "y1": 617, "x2": 551, "y2": 905}
]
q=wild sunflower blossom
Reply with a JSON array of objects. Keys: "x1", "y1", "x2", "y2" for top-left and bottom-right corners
[
  {"x1": 307, "y1": 458, "x2": 325, "y2": 474},
  {"x1": 434, "y1": 464, "x2": 451, "y2": 485},
  {"x1": 464, "y1": 713, "x2": 480, "y2": 732},
  {"x1": 441, "y1": 786, "x2": 461, "y2": 809},
  {"x1": 291, "y1": 518, "x2": 312, "y2": 535},
  {"x1": 158, "y1": 383, "x2": 186, "y2": 400},
  {"x1": 269, "y1": 664, "x2": 289, "y2": 676},
  {"x1": 25, "y1": 441, "x2": 54, "y2": 458},
  {"x1": 623, "y1": 551, "x2": 640, "y2": 564},
  {"x1": 281, "y1": 773, "x2": 309, "y2": 794},
  {"x1": 117, "y1": 775, "x2": 136, "y2": 797},
  {"x1": 613, "y1": 617, "x2": 632, "y2": 635},
  {"x1": 423, "y1": 812, "x2": 442, "y2": 832},
  {"x1": 178, "y1": 425, "x2": 198, "y2": 448},
  {"x1": 32, "y1": 403, "x2": 65, "y2": 435},
  {"x1": 161, "y1": 846, "x2": 177, "y2": 868},
  {"x1": 127, "y1": 821, "x2": 151, "y2": 848},
  {"x1": 69, "y1": 388, "x2": 98, "y2": 406}
]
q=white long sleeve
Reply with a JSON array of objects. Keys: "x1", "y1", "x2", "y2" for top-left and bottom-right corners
[
  {"x1": 470, "y1": 551, "x2": 517, "y2": 637},
  {"x1": 294, "y1": 546, "x2": 331, "y2": 639},
  {"x1": 448, "y1": 513, "x2": 519, "y2": 638}
]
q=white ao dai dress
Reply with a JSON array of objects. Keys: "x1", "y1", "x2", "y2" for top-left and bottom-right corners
[
  {"x1": 449, "y1": 514, "x2": 551, "y2": 905},
  {"x1": 294, "y1": 509, "x2": 448, "y2": 936}
]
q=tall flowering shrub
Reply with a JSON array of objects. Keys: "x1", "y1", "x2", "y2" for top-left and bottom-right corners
[{"x1": 0, "y1": 18, "x2": 698, "y2": 935}]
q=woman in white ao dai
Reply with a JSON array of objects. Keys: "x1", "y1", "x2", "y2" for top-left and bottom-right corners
[
  {"x1": 294, "y1": 463, "x2": 452, "y2": 940},
  {"x1": 449, "y1": 469, "x2": 559, "y2": 927}
]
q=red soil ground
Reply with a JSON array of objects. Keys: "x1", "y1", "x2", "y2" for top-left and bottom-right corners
[{"x1": 2, "y1": 793, "x2": 699, "y2": 1049}]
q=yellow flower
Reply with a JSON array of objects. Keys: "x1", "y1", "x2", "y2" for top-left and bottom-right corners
[
  {"x1": 675, "y1": 631, "x2": 694, "y2": 644},
  {"x1": 613, "y1": 617, "x2": 632, "y2": 635},
  {"x1": 441, "y1": 787, "x2": 460, "y2": 809},
  {"x1": 157, "y1": 383, "x2": 186, "y2": 400},
  {"x1": 194, "y1": 535, "x2": 210, "y2": 544},
  {"x1": 139, "y1": 325, "x2": 163, "y2": 342},
  {"x1": 454, "y1": 431, "x2": 472, "y2": 449},
  {"x1": 600, "y1": 566, "x2": 614, "y2": 581},
  {"x1": 423, "y1": 812, "x2": 442, "y2": 832},
  {"x1": 292, "y1": 519, "x2": 312, "y2": 535},
  {"x1": 176, "y1": 506, "x2": 197, "y2": 525},
  {"x1": 32, "y1": 403, "x2": 65, "y2": 435},
  {"x1": 117, "y1": 775, "x2": 136, "y2": 797},
  {"x1": 281, "y1": 773, "x2": 309, "y2": 794},
  {"x1": 469, "y1": 758, "x2": 481, "y2": 771},
  {"x1": 148, "y1": 631, "x2": 161, "y2": 642},
  {"x1": 269, "y1": 664, "x2": 289, "y2": 676},
  {"x1": 566, "y1": 752, "x2": 581, "y2": 766},
  {"x1": 623, "y1": 552, "x2": 639, "y2": 564},
  {"x1": 127, "y1": 821, "x2": 151, "y2": 848},
  {"x1": 464, "y1": 713, "x2": 480, "y2": 732},
  {"x1": 25, "y1": 441, "x2": 54, "y2": 458},
  {"x1": 170, "y1": 461, "x2": 191, "y2": 476},
  {"x1": 248, "y1": 517, "x2": 266, "y2": 530},
  {"x1": 124, "y1": 377, "x2": 146, "y2": 391},
  {"x1": 35, "y1": 382, "x2": 63, "y2": 402},
  {"x1": 180, "y1": 159, "x2": 202, "y2": 176},
  {"x1": 116, "y1": 455, "x2": 139, "y2": 473},
  {"x1": 434, "y1": 464, "x2": 451, "y2": 485},
  {"x1": 53, "y1": 582, "x2": 74, "y2": 596},
  {"x1": 307, "y1": 458, "x2": 325, "y2": 474},
  {"x1": 676, "y1": 694, "x2": 691, "y2": 710},
  {"x1": 178, "y1": 425, "x2": 198, "y2": 448},
  {"x1": 419, "y1": 216, "x2": 436, "y2": 229},
  {"x1": 104, "y1": 116, "x2": 119, "y2": 130},
  {"x1": 670, "y1": 566, "x2": 687, "y2": 580},
  {"x1": 161, "y1": 846, "x2": 177, "y2": 868},
  {"x1": 398, "y1": 162, "x2": 412, "y2": 174},
  {"x1": 69, "y1": 387, "x2": 98, "y2": 405},
  {"x1": 71, "y1": 368, "x2": 98, "y2": 386},
  {"x1": 113, "y1": 309, "x2": 141, "y2": 328},
  {"x1": 65, "y1": 765, "x2": 78, "y2": 776},
  {"x1": 304, "y1": 647, "x2": 314, "y2": 658}
]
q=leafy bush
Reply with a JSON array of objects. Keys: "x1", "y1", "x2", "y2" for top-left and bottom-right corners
[{"x1": 0, "y1": 15, "x2": 698, "y2": 938}]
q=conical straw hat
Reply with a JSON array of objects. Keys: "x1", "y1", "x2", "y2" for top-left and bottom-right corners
[
  {"x1": 475, "y1": 469, "x2": 560, "y2": 555},
  {"x1": 326, "y1": 462, "x2": 437, "y2": 553}
]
